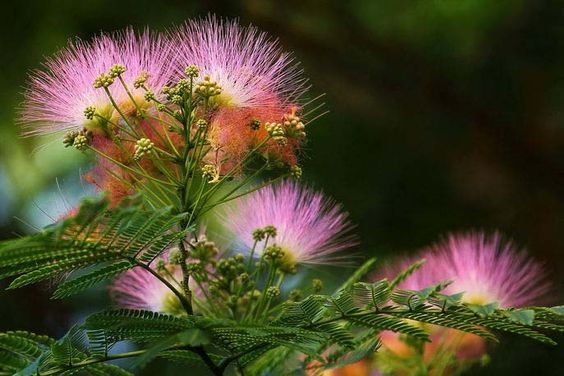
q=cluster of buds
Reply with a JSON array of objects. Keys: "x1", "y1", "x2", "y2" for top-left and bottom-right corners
[
  {"x1": 216, "y1": 254, "x2": 246, "y2": 283},
  {"x1": 189, "y1": 238, "x2": 220, "y2": 266},
  {"x1": 133, "y1": 71, "x2": 149, "y2": 89},
  {"x1": 93, "y1": 73, "x2": 114, "y2": 89},
  {"x1": 252, "y1": 225, "x2": 278, "y2": 242},
  {"x1": 144, "y1": 90, "x2": 156, "y2": 102},
  {"x1": 265, "y1": 286, "x2": 281, "y2": 299},
  {"x1": 83, "y1": 106, "x2": 96, "y2": 120},
  {"x1": 196, "y1": 119, "x2": 208, "y2": 129},
  {"x1": 185, "y1": 65, "x2": 200, "y2": 78},
  {"x1": 265, "y1": 122, "x2": 287, "y2": 146},
  {"x1": 201, "y1": 164, "x2": 220, "y2": 183},
  {"x1": 63, "y1": 128, "x2": 92, "y2": 151},
  {"x1": 194, "y1": 75, "x2": 222, "y2": 97},
  {"x1": 168, "y1": 250, "x2": 185, "y2": 266},
  {"x1": 250, "y1": 119, "x2": 261, "y2": 131},
  {"x1": 263, "y1": 245, "x2": 285, "y2": 264},
  {"x1": 186, "y1": 262, "x2": 205, "y2": 279},
  {"x1": 133, "y1": 138, "x2": 155, "y2": 161},
  {"x1": 93, "y1": 64, "x2": 126, "y2": 89},
  {"x1": 290, "y1": 165, "x2": 302, "y2": 180},
  {"x1": 283, "y1": 112, "x2": 306, "y2": 139},
  {"x1": 109, "y1": 64, "x2": 126, "y2": 78},
  {"x1": 162, "y1": 84, "x2": 185, "y2": 105}
]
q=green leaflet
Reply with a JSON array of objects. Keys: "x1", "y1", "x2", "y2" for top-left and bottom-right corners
[
  {"x1": 158, "y1": 349, "x2": 223, "y2": 365},
  {"x1": 0, "y1": 198, "x2": 188, "y2": 300},
  {"x1": 322, "y1": 331, "x2": 381, "y2": 370},
  {"x1": 389, "y1": 259, "x2": 426, "y2": 289},
  {"x1": 336, "y1": 257, "x2": 377, "y2": 291},
  {"x1": 349, "y1": 314, "x2": 429, "y2": 341},
  {"x1": 353, "y1": 279, "x2": 391, "y2": 308},
  {"x1": 52, "y1": 261, "x2": 135, "y2": 299}
]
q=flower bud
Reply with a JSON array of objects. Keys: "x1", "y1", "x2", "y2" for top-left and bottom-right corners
[
  {"x1": 266, "y1": 286, "x2": 280, "y2": 299},
  {"x1": 108, "y1": 64, "x2": 126, "y2": 78},
  {"x1": 185, "y1": 65, "x2": 200, "y2": 78},
  {"x1": 84, "y1": 106, "x2": 96, "y2": 120},
  {"x1": 134, "y1": 138, "x2": 155, "y2": 161},
  {"x1": 312, "y1": 278, "x2": 323, "y2": 293},
  {"x1": 290, "y1": 165, "x2": 302, "y2": 180},
  {"x1": 93, "y1": 73, "x2": 114, "y2": 88}
]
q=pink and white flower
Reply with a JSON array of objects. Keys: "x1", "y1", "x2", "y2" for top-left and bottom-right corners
[
  {"x1": 381, "y1": 231, "x2": 549, "y2": 307},
  {"x1": 21, "y1": 29, "x2": 174, "y2": 136},
  {"x1": 220, "y1": 181, "x2": 357, "y2": 269},
  {"x1": 110, "y1": 262, "x2": 186, "y2": 315},
  {"x1": 375, "y1": 231, "x2": 549, "y2": 363},
  {"x1": 170, "y1": 15, "x2": 307, "y2": 109}
]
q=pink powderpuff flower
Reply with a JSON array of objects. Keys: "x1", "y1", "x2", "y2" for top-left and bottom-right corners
[
  {"x1": 110, "y1": 262, "x2": 187, "y2": 316},
  {"x1": 170, "y1": 15, "x2": 308, "y2": 109},
  {"x1": 375, "y1": 231, "x2": 549, "y2": 363},
  {"x1": 381, "y1": 231, "x2": 549, "y2": 307},
  {"x1": 220, "y1": 181, "x2": 357, "y2": 271},
  {"x1": 21, "y1": 28, "x2": 175, "y2": 136},
  {"x1": 172, "y1": 16, "x2": 310, "y2": 172}
]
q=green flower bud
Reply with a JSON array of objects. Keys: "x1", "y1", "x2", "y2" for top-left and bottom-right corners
[
  {"x1": 169, "y1": 250, "x2": 184, "y2": 265},
  {"x1": 252, "y1": 228, "x2": 266, "y2": 241},
  {"x1": 265, "y1": 122, "x2": 287, "y2": 146},
  {"x1": 263, "y1": 225, "x2": 277, "y2": 237},
  {"x1": 250, "y1": 119, "x2": 261, "y2": 130},
  {"x1": 108, "y1": 64, "x2": 126, "y2": 78},
  {"x1": 239, "y1": 273, "x2": 250, "y2": 284},
  {"x1": 156, "y1": 259, "x2": 167, "y2": 272},
  {"x1": 84, "y1": 106, "x2": 96, "y2": 120},
  {"x1": 290, "y1": 165, "x2": 302, "y2": 180},
  {"x1": 266, "y1": 286, "x2": 280, "y2": 299},
  {"x1": 134, "y1": 138, "x2": 155, "y2": 161},
  {"x1": 133, "y1": 72, "x2": 148, "y2": 89},
  {"x1": 202, "y1": 164, "x2": 219, "y2": 183},
  {"x1": 196, "y1": 119, "x2": 208, "y2": 129},
  {"x1": 312, "y1": 278, "x2": 323, "y2": 293},
  {"x1": 144, "y1": 90, "x2": 155, "y2": 102},
  {"x1": 93, "y1": 73, "x2": 114, "y2": 88},
  {"x1": 194, "y1": 74, "x2": 222, "y2": 97},
  {"x1": 185, "y1": 65, "x2": 200, "y2": 78},
  {"x1": 63, "y1": 131, "x2": 79, "y2": 148}
]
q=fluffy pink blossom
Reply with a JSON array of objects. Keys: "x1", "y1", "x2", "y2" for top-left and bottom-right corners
[
  {"x1": 376, "y1": 232, "x2": 549, "y2": 364},
  {"x1": 170, "y1": 15, "x2": 308, "y2": 109},
  {"x1": 110, "y1": 263, "x2": 185, "y2": 314},
  {"x1": 380, "y1": 231, "x2": 549, "y2": 307},
  {"x1": 220, "y1": 181, "x2": 357, "y2": 267},
  {"x1": 21, "y1": 29, "x2": 174, "y2": 136}
]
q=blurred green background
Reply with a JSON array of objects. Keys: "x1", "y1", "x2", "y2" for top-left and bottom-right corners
[{"x1": 1, "y1": 0, "x2": 563, "y2": 374}]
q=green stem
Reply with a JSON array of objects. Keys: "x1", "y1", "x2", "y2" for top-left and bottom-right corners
[{"x1": 131, "y1": 259, "x2": 192, "y2": 314}]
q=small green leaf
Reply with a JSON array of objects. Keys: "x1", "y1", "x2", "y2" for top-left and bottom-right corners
[
  {"x1": 177, "y1": 328, "x2": 211, "y2": 347},
  {"x1": 507, "y1": 309, "x2": 535, "y2": 326},
  {"x1": 466, "y1": 302, "x2": 499, "y2": 318},
  {"x1": 550, "y1": 306, "x2": 564, "y2": 316}
]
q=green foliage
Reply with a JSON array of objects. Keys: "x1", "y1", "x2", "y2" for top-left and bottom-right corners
[
  {"x1": 0, "y1": 198, "x2": 187, "y2": 299},
  {"x1": 1, "y1": 202, "x2": 563, "y2": 375}
]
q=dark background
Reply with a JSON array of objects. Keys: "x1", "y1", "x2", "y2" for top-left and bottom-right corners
[{"x1": 1, "y1": 1, "x2": 563, "y2": 374}]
